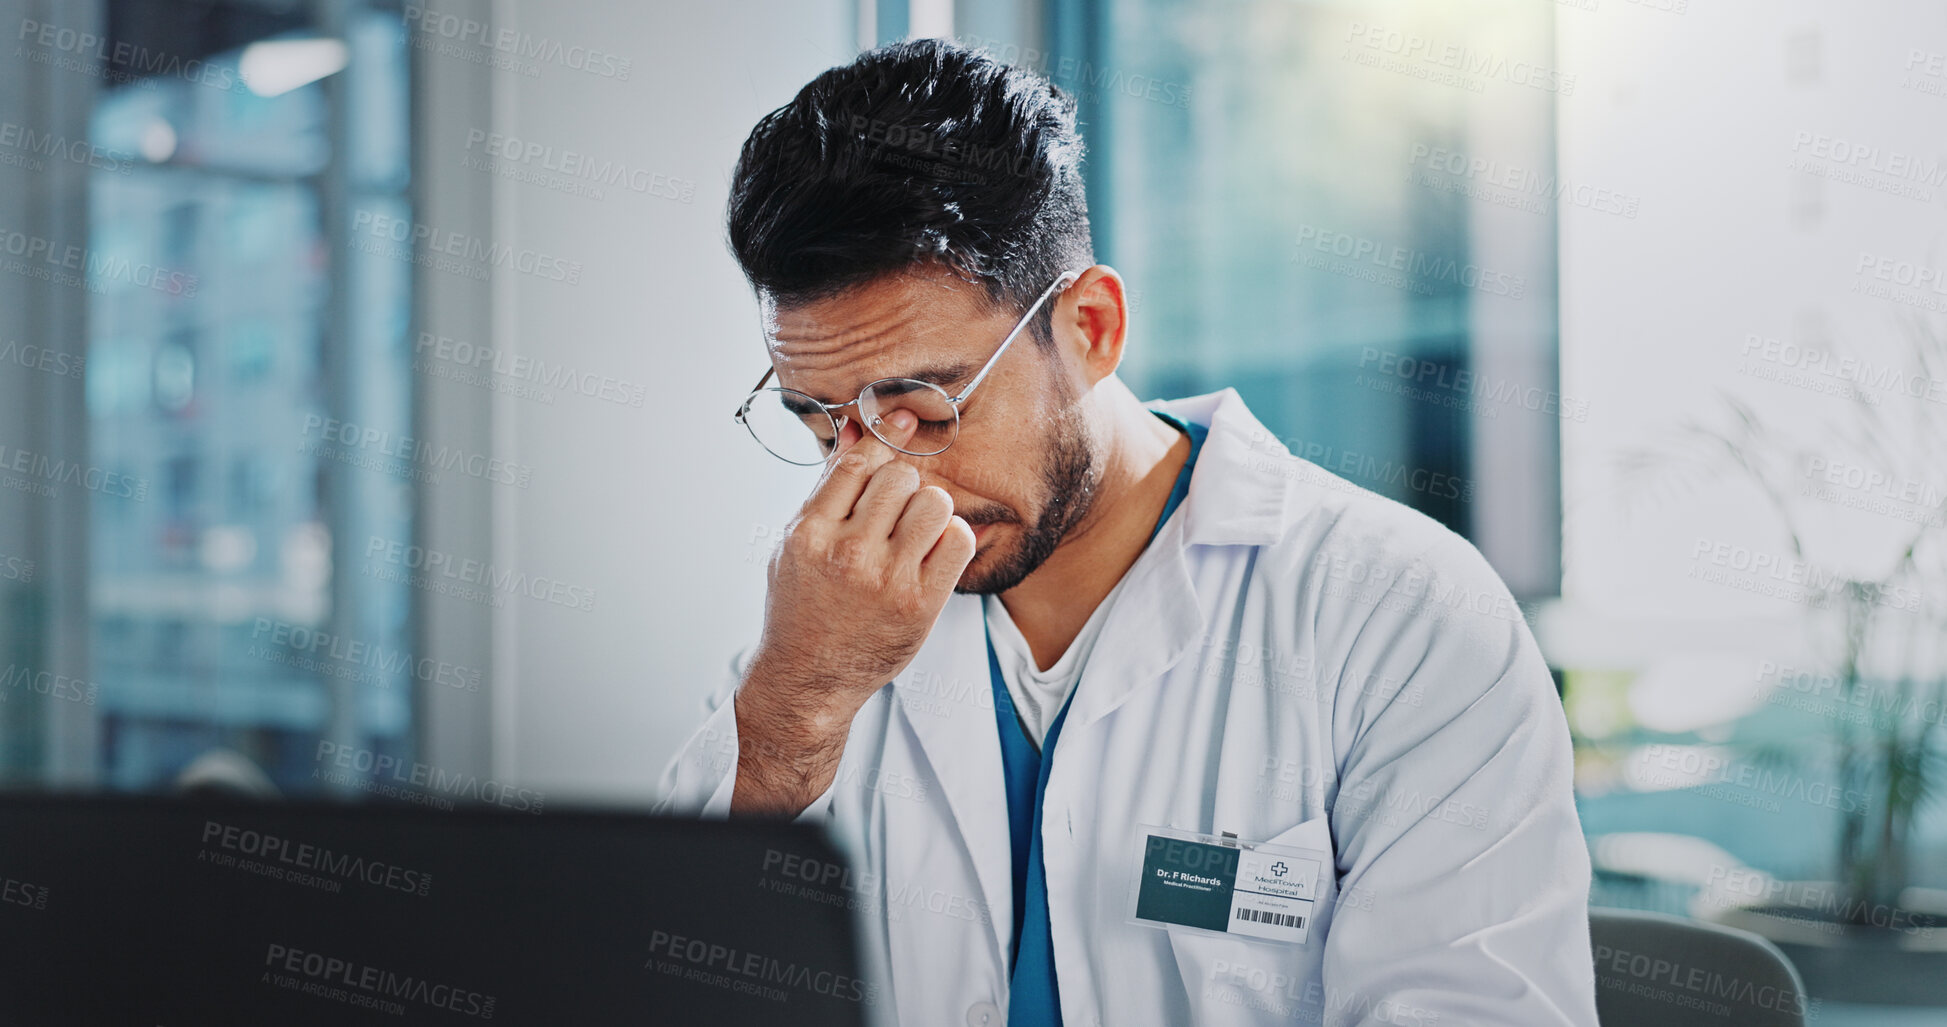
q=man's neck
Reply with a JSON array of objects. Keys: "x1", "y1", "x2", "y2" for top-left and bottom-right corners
[{"x1": 997, "y1": 385, "x2": 1189, "y2": 671}]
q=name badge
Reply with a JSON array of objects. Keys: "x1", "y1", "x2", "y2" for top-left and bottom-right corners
[{"x1": 1127, "y1": 825, "x2": 1325, "y2": 945}]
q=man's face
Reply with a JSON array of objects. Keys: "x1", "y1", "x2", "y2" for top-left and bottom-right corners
[{"x1": 766, "y1": 266, "x2": 1101, "y2": 595}]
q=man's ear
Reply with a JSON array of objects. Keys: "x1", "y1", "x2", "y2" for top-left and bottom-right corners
[{"x1": 1062, "y1": 265, "x2": 1127, "y2": 388}]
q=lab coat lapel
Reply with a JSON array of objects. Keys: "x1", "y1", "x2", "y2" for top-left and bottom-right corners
[
  {"x1": 1067, "y1": 388, "x2": 1295, "y2": 731},
  {"x1": 1061, "y1": 518, "x2": 1205, "y2": 732},
  {"x1": 885, "y1": 594, "x2": 1013, "y2": 986}
]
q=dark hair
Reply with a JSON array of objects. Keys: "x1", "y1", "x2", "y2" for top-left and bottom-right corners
[{"x1": 726, "y1": 38, "x2": 1094, "y2": 346}]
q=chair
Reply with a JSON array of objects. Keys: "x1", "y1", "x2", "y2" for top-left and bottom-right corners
[{"x1": 1590, "y1": 907, "x2": 1809, "y2": 1027}]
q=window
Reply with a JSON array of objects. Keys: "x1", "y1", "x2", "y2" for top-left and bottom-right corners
[
  {"x1": 0, "y1": 0, "x2": 418, "y2": 795},
  {"x1": 1033, "y1": 0, "x2": 1563, "y2": 595}
]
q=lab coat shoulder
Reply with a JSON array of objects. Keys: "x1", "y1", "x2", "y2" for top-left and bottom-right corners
[
  {"x1": 1249, "y1": 454, "x2": 1530, "y2": 728},
  {"x1": 1245, "y1": 454, "x2": 1599, "y2": 1025}
]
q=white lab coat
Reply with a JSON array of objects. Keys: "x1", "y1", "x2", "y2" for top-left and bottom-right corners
[{"x1": 656, "y1": 388, "x2": 1597, "y2": 1027}]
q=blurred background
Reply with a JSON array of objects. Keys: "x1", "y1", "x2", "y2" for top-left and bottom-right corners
[{"x1": 0, "y1": 0, "x2": 1942, "y2": 1019}]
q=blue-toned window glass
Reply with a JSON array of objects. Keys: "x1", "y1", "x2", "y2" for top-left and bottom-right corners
[
  {"x1": 1033, "y1": 0, "x2": 1562, "y2": 585},
  {"x1": 84, "y1": 2, "x2": 414, "y2": 794}
]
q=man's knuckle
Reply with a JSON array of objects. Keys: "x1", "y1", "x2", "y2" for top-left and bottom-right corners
[
  {"x1": 889, "y1": 583, "x2": 930, "y2": 619},
  {"x1": 827, "y1": 535, "x2": 874, "y2": 570},
  {"x1": 878, "y1": 462, "x2": 920, "y2": 490}
]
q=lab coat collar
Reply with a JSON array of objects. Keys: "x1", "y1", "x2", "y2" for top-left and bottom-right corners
[
  {"x1": 885, "y1": 389, "x2": 1295, "y2": 974},
  {"x1": 1147, "y1": 387, "x2": 1295, "y2": 547},
  {"x1": 1057, "y1": 388, "x2": 1297, "y2": 731}
]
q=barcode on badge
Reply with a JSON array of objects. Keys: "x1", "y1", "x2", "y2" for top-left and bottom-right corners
[{"x1": 1235, "y1": 908, "x2": 1305, "y2": 929}]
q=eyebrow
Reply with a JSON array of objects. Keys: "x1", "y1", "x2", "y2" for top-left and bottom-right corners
[{"x1": 800, "y1": 358, "x2": 982, "y2": 405}]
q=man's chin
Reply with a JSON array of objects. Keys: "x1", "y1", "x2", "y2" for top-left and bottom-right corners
[
  {"x1": 952, "y1": 552, "x2": 1008, "y2": 596},
  {"x1": 953, "y1": 533, "x2": 1044, "y2": 596}
]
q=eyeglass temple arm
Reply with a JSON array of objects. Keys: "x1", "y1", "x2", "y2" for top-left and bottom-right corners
[
  {"x1": 733, "y1": 366, "x2": 776, "y2": 421},
  {"x1": 952, "y1": 269, "x2": 1084, "y2": 404}
]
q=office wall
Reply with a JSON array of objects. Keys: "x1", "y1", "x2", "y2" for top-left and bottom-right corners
[
  {"x1": 477, "y1": 1, "x2": 855, "y2": 799},
  {"x1": 1553, "y1": 0, "x2": 1947, "y2": 662}
]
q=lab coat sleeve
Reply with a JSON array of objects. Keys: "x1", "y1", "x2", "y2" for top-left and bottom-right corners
[
  {"x1": 1317, "y1": 531, "x2": 1596, "y2": 1027},
  {"x1": 651, "y1": 645, "x2": 837, "y2": 824}
]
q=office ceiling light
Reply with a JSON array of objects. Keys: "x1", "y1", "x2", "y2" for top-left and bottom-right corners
[
  {"x1": 239, "y1": 37, "x2": 347, "y2": 98},
  {"x1": 139, "y1": 119, "x2": 176, "y2": 162}
]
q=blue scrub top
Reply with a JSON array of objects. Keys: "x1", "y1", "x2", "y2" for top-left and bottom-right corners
[{"x1": 987, "y1": 409, "x2": 1207, "y2": 1027}]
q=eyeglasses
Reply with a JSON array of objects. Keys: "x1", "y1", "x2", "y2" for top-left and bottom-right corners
[{"x1": 732, "y1": 269, "x2": 1085, "y2": 465}]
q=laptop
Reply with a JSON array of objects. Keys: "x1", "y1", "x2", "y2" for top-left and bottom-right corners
[{"x1": 0, "y1": 794, "x2": 872, "y2": 1026}]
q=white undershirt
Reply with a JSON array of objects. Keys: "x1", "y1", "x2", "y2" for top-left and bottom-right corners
[{"x1": 983, "y1": 571, "x2": 1137, "y2": 750}]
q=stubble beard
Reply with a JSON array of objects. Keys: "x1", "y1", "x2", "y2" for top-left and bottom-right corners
[{"x1": 955, "y1": 398, "x2": 1099, "y2": 596}]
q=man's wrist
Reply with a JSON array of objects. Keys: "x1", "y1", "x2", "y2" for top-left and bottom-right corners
[{"x1": 729, "y1": 676, "x2": 854, "y2": 815}]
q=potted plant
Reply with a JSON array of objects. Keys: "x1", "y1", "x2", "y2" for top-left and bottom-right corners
[{"x1": 1620, "y1": 314, "x2": 1947, "y2": 1003}]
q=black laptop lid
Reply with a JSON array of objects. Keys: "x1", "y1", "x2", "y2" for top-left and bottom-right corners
[{"x1": 0, "y1": 795, "x2": 873, "y2": 1026}]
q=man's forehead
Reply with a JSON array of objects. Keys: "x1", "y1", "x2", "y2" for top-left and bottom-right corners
[{"x1": 762, "y1": 273, "x2": 1002, "y2": 403}]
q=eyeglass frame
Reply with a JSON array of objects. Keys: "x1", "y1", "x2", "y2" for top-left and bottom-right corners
[{"x1": 732, "y1": 267, "x2": 1088, "y2": 464}]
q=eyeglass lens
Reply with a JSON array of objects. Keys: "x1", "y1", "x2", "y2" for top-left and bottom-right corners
[{"x1": 743, "y1": 380, "x2": 959, "y2": 464}]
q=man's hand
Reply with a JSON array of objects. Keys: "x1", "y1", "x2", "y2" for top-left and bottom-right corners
[{"x1": 731, "y1": 408, "x2": 977, "y2": 815}]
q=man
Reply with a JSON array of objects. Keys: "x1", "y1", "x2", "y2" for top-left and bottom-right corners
[{"x1": 658, "y1": 38, "x2": 1597, "y2": 1027}]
